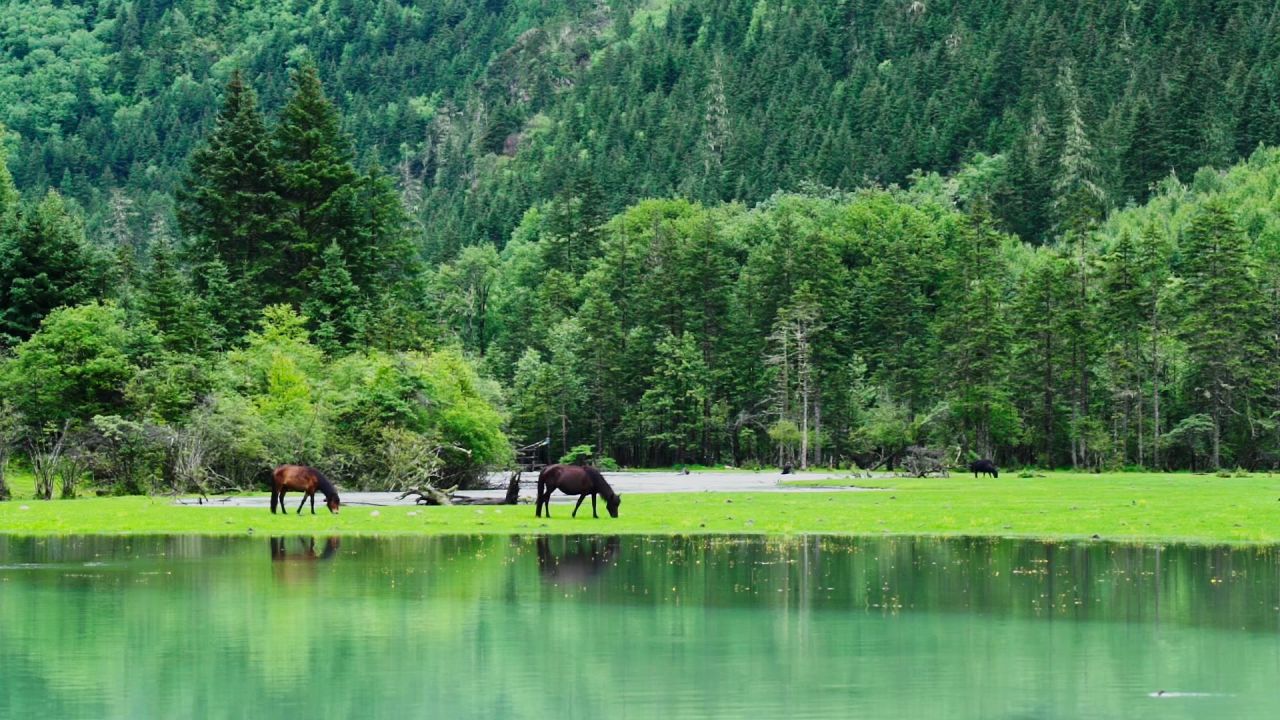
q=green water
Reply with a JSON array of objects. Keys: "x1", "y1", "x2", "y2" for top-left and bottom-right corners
[{"x1": 1, "y1": 535, "x2": 1278, "y2": 719}]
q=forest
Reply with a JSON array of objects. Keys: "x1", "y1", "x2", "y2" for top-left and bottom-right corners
[{"x1": 2, "y1": 0, "x2": 1280, "y2": 497}]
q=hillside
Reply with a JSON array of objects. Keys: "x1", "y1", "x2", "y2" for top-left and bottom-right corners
[
  {"x1": 2, "y1": 1, "x2": 1280, "y2": 484},
  {"x1": 3, "y1": 0, "x2": 1280, "y2": 254}
]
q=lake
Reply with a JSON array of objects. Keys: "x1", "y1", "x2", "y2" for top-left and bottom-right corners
[{"x1": 1, "y1": 534, "x2": 1278, "y2": 719}]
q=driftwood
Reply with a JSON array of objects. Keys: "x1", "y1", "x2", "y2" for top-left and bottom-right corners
[
  {"x1": 901, "y1": 446, "x2": 951, "y2": 478},
  {"x1": 399, "y1": 470, "x2": 524, "y2": 506}
]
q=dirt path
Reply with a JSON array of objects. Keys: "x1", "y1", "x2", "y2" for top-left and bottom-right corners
[{"x1": 178, "y1": 470, "x2": 884, "y2": 508}]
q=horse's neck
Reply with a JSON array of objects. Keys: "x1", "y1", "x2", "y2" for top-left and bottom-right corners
[{"x1": 594, "y1": 476, "x2": 616, "y2": 500}]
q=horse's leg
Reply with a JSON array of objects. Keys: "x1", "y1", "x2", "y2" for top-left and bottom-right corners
[
  {"x1": 310, "y1": 493, "x2": 316, "y2": 515},
  {"x1": 271, "y1": 490, "x2": 278, "y2": 514},
  {"x1": 542, "y1": 488, "x2": 552, "y2": 518},
  {"x1": 296, "y1": 492, "x2": 308, "y2": 515},
  {"x1": 572, "y1": 494, "x2": 586, "y2": 518},
  {"x1": 592, "y1": 493, "x2": 598, "y2": 518},
  {"x1": 278, "y1": 490, "x2": 286, "y2": 515}
]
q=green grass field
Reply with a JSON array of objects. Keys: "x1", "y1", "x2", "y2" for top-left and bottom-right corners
[{"x1": 2, "y1": 470, "x2": 1280, "y2": 544}]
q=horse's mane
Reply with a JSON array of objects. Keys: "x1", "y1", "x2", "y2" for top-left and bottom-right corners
[
  {"x1": 312, "y1": 467, "x2": 339, "y2": 501},
  {"x1": 583, "y1": 465, "x2": 617, "y2": 500}
]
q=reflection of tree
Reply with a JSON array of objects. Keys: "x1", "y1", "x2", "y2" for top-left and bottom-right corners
[
  {"x1": 3, "y1": 535, "x2": 1280, "y2": 717},
  {"x1": 535, "y1": 535, "x2": 619, "y2": 587}
]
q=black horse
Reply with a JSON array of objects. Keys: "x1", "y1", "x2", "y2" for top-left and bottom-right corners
[
  {"x1": 536, "y1": 463, "x2": 621, "y2": 518},
  {"x1": 969, "y1": 459, "x2": 999, "y2": 478}
]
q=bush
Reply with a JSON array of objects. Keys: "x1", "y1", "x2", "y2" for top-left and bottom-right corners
[
  {"x1": 83, "y1": 415, "x2": 165, "y2": 495},
  {"x1": 559, "y1": 444, "x2": 596, "y2": 465}
]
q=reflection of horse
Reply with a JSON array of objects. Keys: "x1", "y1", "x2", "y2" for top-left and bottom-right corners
[
  {"x1": 535, "y1": 536, "x2": 620, "y2": 586},
  {"x1": 271, "y1": 465, "x2": 341, "y2": 515},
  {"x1": 535, "y1": 464, "x2": 621, "y2": 518},
  {"x1": 270, "y1": 537, "x2": 341, "y2": 585},
  {"x1": 270, "y1": 536, "x2": 341, "y2": 561}
]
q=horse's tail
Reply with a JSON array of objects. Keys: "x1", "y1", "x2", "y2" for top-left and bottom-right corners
[
  {"x1": 536, "y1": 465, "x2": 553, "y2": 516},
  {"x1": 537, "y1": 466, "x2": 549, "y2": 499}
]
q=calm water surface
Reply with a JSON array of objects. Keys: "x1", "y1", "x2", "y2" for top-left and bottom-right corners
[{"x1": 1, "y1": 534, "x2": 1278, "y2": 719}]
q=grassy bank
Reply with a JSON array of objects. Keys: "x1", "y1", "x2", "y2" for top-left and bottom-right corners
[{"x1": 2, "y1": 471, "x2": 1280, "y2": 544}]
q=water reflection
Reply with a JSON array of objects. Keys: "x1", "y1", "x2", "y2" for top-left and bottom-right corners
[
  {"x1": 2, "y1": 535, "x2": 1280, "y2": 719},
  {"x1": 269, "y1": 536, "x2": 340, "y2": 584},
  {"x1": 535, "y1": 535, "x2": 620, "y2": 587}
]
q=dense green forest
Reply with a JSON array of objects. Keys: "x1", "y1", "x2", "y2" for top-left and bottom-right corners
[
  {"x1": 6, "y1": 0, "x2": 1280, "y2": 250},
  {"x1": 2, "y1": 0, "x2": 1280, "y2": 496}
]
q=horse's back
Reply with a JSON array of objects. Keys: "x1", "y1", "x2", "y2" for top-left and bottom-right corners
[
  {"x1": 541, "y1": 463, "x2": 593, "y2": 494},
  {"x1": 273, "y1": 464, "x2": 316, "y2": 491}
]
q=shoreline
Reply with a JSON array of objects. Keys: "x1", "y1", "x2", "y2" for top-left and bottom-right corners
[{"x1": 2, "y1": 472, "x2": 1279, "y2": 546}]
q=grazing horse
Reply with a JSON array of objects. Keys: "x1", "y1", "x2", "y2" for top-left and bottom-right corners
[
  {"x1": 535, "y1": 464, "x2": 621, "y2": 518},
  {"x1": 969, "y1": 459, "x2": 999, "y2": 478},
  {"x1": 271, "y1": 464, "x2": 341, "y2": 515}
]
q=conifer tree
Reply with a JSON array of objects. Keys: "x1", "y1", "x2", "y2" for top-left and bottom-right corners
[
  {"x1": 1177, "y1": 200, "x2": 1265, "y2": 468},
  {"x1": 177, "y1": 70, "x2": 283, "y2": 304},
  {"x1": 937, "y1": 207, "x2": 1016, "y2": 458},
  {"x1": 302, "y1": 241, "x2": 365, "y2": 354},
  {"x1": 139, "y1": 221, "x2": 215, "y2": 354},
  {"x1": 272, "y1": 63, "x2": 359, "y2": 282},
  {"x1": 0, "y1": 191, "x2": 107, "y2": 344}
]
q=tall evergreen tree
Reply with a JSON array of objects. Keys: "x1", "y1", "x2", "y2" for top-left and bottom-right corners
[
  {"x1": 1177, "y1": 200, "x2": 1265, "y2": 468},
  {"x1": 139, "y1": 221, "x2": 216, "y2": 354},
  {"x1": 302, "y1": 241, "x2": 365, "y2": 354},
  {"x1": 177, "y1": 70, "x2": 283, "y2": 313},
  {"x1": 0, "y1": 191, "x2": 107, "y2": 344},
  {"x1": 272, "y1": 63, "x2": 360, "y2": 283},
  {"x1": 937, "y1": 208, "x2": 1016, "y2": 458}
]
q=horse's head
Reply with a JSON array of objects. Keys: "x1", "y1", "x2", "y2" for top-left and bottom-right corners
[
  {"x1": 606, "y1": 494, "x2": 621, "y2": 518},
  {"x1": 327, "y1": 496, "x2": 341, "y2": 514}
]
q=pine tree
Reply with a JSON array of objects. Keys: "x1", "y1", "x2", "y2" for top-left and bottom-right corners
[
  {"x1": 1051, "y1": 64, "x2": 1107, "y2": 239},
  {"x1": 177, "y1": 70, "x2": 284, "y2": 302},
  {"x1": 272, "y1": 63, "x2": 359, "y2": 284},
  {"x1": 1009, "y1": 251, "x2": 1072, "y2": 466},
  {"x1": 1177, "y1": 200, "x2": 1264, "y2": 468},
  {"x1": 938, "y1": 207, "x2": 1016, "y2": 458},
  {"x1": 302, "y1": 241, "x2": 365, "y2": 353},
  {"x1": 0, "y1": 191, "x2": 107, "y2": 344},
  {"x1": 1101, "y1": 230, "x2": 1152, "y2": 465},
  {"x1": 0, "y1": 136, "x2": 18, "y2": 236},
  {"x1": 139, "y1": 220, "x2": 215, "y2": 354}
]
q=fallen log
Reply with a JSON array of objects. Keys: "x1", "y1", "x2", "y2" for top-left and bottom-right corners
[
  {"x1": 398, "y1": 484, "x2": 457, "y2": 506},
  {"x1": 398, "y1": 471, "x2": 525, "y2": 506}
]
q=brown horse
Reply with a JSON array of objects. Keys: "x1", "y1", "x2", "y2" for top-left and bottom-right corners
[
  {"x1": 271, "y1": 465, "x2": 341, "y2": 515},
  {"x1": 535, "y1": 464, "x2": 621, "y2": 518}
]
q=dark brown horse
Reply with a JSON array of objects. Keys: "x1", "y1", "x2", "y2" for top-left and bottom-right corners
[
  {"x1": 535, "y1": 464, "x2": 621, "y2": 518},
  {"x1": 271, "y1": 464, "x2": 341, "y2": 515}
]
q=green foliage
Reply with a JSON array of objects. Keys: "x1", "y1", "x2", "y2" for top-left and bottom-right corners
[
  {"x1": 559, "y1": 444, "x2": 597, "y2": 465},
  {"x1": 0, "y1": 190, "x2": 107, "y2": 343},
  {"x1": 5, "y1": 1, "x2": 1280, "y2": 483},
  {"x1": 0, "y1": 301, "x2": 153, "y2": 428}
]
